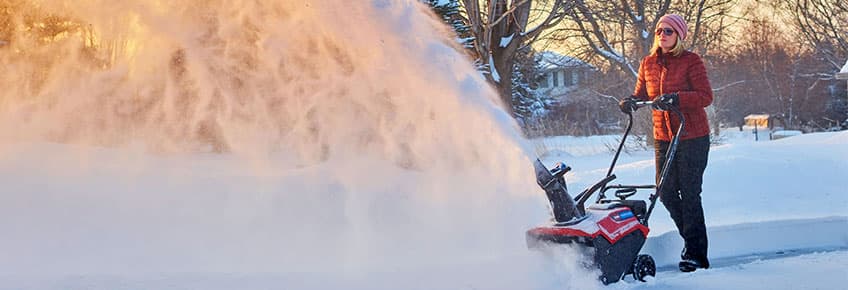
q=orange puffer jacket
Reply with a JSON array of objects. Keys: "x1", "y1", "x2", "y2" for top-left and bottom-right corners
[{"x1": 633, "y1": 50, "x2": 713, "y2": 141}]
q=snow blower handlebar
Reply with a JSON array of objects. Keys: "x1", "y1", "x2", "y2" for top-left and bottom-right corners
[
  {"x1": 604, "y1": 100, "x2": 653, "y2": 178},
  {"x1": 542, "y1": 100, "x2": 684, "y2": 224},
  {"x1": 574, "y1": 174, "x2": 618, "y2": 216},
  {"x1": 599, "y1": 100, "x2": 685, "y2": 225},
  {"x1": 633, "y1": 100, "x2": 654, "y2": 107},
  {"x1": 597, "y1": 100, "x2": 656, "y2": 200},
  {"x1": 573, "y1": 101, "x2": 658, "y2": 216}
]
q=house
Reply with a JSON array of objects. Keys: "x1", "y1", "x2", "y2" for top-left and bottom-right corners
[
  {"x1": 838, "y1": 59, "x2": 848, "y2": 83},
  {"x1": 837, "y1": 59, "x2": 848, "y2": 104},
  {"x1": 536, "y1": 51, "x2": 595, "y2": 102},
  {"x1": 836, "y1": 60, "x2": 848, "y2": 128},
  {"x1": 743, "y1": 114, "x2": 792, "y2": 141},
  {"x1": 743, "y1": 114, "x2": 773, "y2": 129},
  {"x1": 743, "y1": 114, "x2": 772, "y2": 141}
]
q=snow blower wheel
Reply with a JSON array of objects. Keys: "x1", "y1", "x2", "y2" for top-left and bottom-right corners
[{"x1": 632, "y1": 254, "x2": 656, "y2": 282}]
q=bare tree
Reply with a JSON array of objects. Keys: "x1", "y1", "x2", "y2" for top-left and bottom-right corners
[
  {"x1": 679, "y1": 0, "x2": 738, "y2": 55},
  {"x1": 772, "y1": 0, "x2": 848, "y2": 71},
  {"x1": 765, "y1": 0, "x2": 847, "y2": 129},
  {"x1": 549, "y1": 0, "x2": 735, "y2": 79},
  {"x1": 714, "y1": 15, "x2": 843, "y2": 131},
  {"x1": 460, "y1": 0, "x2": 572, "y2": 114}
]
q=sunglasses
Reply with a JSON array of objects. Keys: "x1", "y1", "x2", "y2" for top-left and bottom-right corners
[{"x1": 656, "y1": 28, "x2": 675, "y2": 36}]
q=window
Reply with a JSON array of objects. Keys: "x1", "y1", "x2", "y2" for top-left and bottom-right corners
[
  {"x1": 564, "y1": 71, "x2": 573, "y2": 87},
  {"x1": 552, "y1": 71, "x2": 559, "y2": 87},
  {"x1": 539, "y1": 74, "x2": 549, "y2": 88},
  {"x1": 572, "y1": 70, "x2": 580, "y2": 86}
]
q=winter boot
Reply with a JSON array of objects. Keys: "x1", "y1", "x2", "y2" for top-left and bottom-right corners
[{"x1": 678, "y1": 259, "x2": 709, "y2": 272}]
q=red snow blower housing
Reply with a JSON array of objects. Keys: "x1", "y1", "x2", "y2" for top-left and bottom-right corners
[{"x1": 526, "y1": 100, "x2": 685, "y2": 284}]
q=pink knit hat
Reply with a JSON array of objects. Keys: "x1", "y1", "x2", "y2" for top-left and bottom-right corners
[{"x1": 657, "y1": 14, "x2": 688, "y2": 41}]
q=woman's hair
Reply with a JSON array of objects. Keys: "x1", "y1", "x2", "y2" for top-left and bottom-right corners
[{"x1": 652, "y1": 35, "x2": 685, "y2": 56}]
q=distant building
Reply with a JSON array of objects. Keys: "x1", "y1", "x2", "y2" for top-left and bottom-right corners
[
  {"x1": 837, "y1": 59, "x2": 848, "y2": 101},
  {"x1": 837, "y1": 60, "x2": 848, "y2": 127},
  {"x1": 744, "y1": 114, "x2": 774, "y2": 130},
  {"x1": 743, "y1": 114, "x2": 790, "y2": 141},
  {"x1": 536, "y1": 51, "x2": 595, "y2": 102},
  {"x1": 838, "y1": 59, "x2": 848, "y2": 80}
]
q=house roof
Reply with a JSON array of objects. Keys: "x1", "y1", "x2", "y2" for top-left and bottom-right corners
[
  {"x1": 537, "y1": 51, "x2": 594, "y2": 71},
  {"x1": 745, "y1": 114, "x2": 770, "y2": 120},
  {"x1": 837, "y1": 59, "x2": 848, "y2": 80}
]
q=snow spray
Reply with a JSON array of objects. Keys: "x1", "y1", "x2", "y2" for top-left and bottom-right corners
[{"x1": 0, "y1": 1, "x2": 595, "y2": 288}]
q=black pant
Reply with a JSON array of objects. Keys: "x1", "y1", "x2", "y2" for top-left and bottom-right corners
[{"x1": 655, "y1": 135, "x2": 710, "y2": 266}]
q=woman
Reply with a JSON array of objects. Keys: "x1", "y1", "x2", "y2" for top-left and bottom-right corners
[{"x1": 619, "y1": 14, "x2": 713, "y2": 272}]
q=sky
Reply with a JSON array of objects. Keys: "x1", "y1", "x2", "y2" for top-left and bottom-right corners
[{"x1": 0, "y1": 1, "x2": 846, "y2": 289}]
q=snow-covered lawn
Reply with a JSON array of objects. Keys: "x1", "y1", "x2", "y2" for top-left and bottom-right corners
[{"x1": 1, "y1": 130, "x2": 845, "y2": 289}]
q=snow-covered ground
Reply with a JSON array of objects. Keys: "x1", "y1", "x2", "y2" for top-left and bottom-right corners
[{"x1": 1, "y1": 130, "x2": 846, "y2": 290}]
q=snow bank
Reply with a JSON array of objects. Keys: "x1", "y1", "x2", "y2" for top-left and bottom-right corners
[
  {"x1": 631, "y1": 251, "x2": 848, "y2": 290},
  {"x1": 770, "y1": 130, "x2": 803, "y2": 139},
  {"x1": 644, "y1": 217, "x2": 848, "y2": 267}
]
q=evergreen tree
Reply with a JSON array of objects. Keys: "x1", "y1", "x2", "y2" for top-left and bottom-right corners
[
  {"x1": 423, "y1": 0, "x2": 473, "y2": 49},
  {"x1": 511, "y1": 48, "x2": 554, "y2": 124}
]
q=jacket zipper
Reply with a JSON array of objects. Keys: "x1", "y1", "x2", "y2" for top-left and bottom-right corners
[{"x1": 659, "y1": 60, "x2": 675, "y2": 139}]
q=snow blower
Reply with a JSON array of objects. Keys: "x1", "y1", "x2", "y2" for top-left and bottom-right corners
[{"x1": 526, "y1": 100, "x2": 685, "y2": 284}]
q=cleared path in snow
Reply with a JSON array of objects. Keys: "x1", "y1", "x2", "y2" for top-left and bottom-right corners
[
  {"x1": 644, "y1": 216, "x2": 848, "y2": 267},
  {"x1": 624, "y1": 251, "x2": 848, "y2": 290}
]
